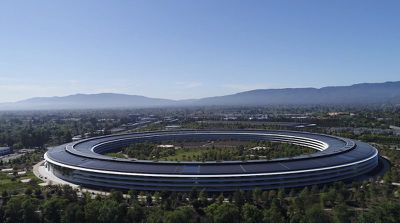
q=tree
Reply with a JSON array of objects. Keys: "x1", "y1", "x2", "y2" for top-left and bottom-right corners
[
  {"x1": 357, "y1": 211, "x2": 376, "y2": 223},
  {"x1": 85, "y1": 200, "x2": 101, "y2": 223},
  {"x1": 253, "y1": 188, "x2": 262, "y2": 205},
  {"x1": 242, "y1": 203, "x2": 262, "y2": 223},
  {"x1": 24, "y1": 187, "x2": 33, "y2": 196},
  {"x1": 128, "y1": 189, "x2": 138, "y2": 204},
  {"x1": 146, "y1": 193, "x2": 153, "y2": 206},
  {"x1": 62, "y1": 203, "x2": 84, "y2": 223},
  {"x1": 1, "y1": 190, "x2": 9, "y2": 199},
  {"x1": 110, "y1": 190, "x2": 124, "y2": 203},
  {"x1": 299, "y1": 187, "x2": 312, "y2": 207},
  {"x1": 4, "y1": 196, "x2": 24, "y2": 223},
  {"x1": 333, "y1": 203, "x2": 352, "y2": 223},
  {"x1": 42, "y1": 197, "x2": 67, "y2": 223},
  {"x1": 153, "y1": 192, "x2": 161, "y2": 205},
  {"x1": 301, "y1": 205, "x2": 331, "y2": 223},
  {"x1": 362, "y1": 201, "x2": 400, "y2": 223},
  {"x1": 199, "y1": 190, "x2": 208, "y2": 207},
  {"x1": 320, "y1": 188, "x2": 336, "y2": 208},
  {"x1": 217, "y1": 193, "x2": 225, "y2": 204},
  {"x1": 147, "y1": 207, "x2": 164, "y2": 223},
  {"x1": 189, "y1": 188, "x2": 198, "y2": 201},
  {"x1": 263, "y1": 200, "x2": 286, "y2": 223},
  {"x1": 164, "y1": 207, "x2": 195, "y2": 223},
  {"x1": 277, "y1": 188, "x2": 285, "y2": 202},
  {"x1": 97, "y1": 200, "x2": 123, "y2": 223},
  {"x1": 126, "y1": 203, "x2": 144, "y2": 223},
  {"x1": 206, "y1": 203, "x2": 240, "y2": 223},
  {"x1": 61, "y1": 185, "x2": 78, "y2": 202},
  {"x1": 22, "y1": 198, "x2": 39, "y2": 223},
  {"x1": 233, "y1": 190, "x2": 245, "y2": 207}
]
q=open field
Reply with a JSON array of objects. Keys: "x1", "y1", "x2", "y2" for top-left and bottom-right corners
[
  {"x1": 0, "y1": 171, "x2": 42, "y2": 193},
  {"x1": 106, "y1": 140, "x2": 315, "y2": 162}
]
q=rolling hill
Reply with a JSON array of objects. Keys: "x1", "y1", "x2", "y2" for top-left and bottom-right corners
[{"x1": 1, "y1": 81, "x2": 399, "y2": 110}]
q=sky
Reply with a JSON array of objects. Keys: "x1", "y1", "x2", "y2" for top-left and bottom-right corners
[{"x1": 0, "y1": 0, "x2": 399, "y2": 102}]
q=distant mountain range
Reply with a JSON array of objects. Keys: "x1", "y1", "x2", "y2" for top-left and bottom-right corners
[
  {"x1": 0, "y1": 93, "x2": 174, "y2": 110},
  {"x1": 1, "y1": 81, "x2": 400, "y2": 110}
]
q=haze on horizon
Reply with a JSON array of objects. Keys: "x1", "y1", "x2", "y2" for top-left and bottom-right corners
[{"x1": 0, "y1": 1, "x2": 399, "y2": 103}]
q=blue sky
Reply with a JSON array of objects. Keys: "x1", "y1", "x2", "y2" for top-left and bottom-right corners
[{"x1": 0, "y1": 0, "x2": 399, "y2": 102}]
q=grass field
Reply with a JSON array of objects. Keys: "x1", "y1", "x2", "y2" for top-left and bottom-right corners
[
  {"x1": 104, "y1": 152, "x2": 127, "y2": 158},
  {"x1": 161, "y1": 149, "x2": 206, "y2": 161},
  {"x1": 105, "y1": 140, "x2": 315, "y2": 162},
  {"x1": 0, "y1": 171, "x2": 42, "y2": 193}
]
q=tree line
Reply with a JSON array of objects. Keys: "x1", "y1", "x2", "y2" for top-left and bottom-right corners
[{"x1": 1, "y1": 177, "x2": 399, "y2": 223}]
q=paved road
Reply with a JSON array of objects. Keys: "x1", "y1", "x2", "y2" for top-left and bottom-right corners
[{"x1": 33, "y1": 160, "x2": 114, "y2": 196}]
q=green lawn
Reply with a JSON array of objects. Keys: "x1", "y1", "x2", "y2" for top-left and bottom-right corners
[
  {"x1": 108, "y1": 141, "x2": 315, "y2": 162},
  {"x1": 104, "y1": 152, "x2": 126, "y2": 158},
  {"x1": 162, "y1": 149, "x2": 205, "y2": 161},
  {"x1": 0, "y1": 171, "x2": 42, "y2": 193}
]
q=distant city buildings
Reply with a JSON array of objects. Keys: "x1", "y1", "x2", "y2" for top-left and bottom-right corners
[
  {"x1": 328, "y1": 112, "x2": 355, "y2": 117},
  {"x1": 389, "y1": 125, "x2": 400, "y2": 135}
]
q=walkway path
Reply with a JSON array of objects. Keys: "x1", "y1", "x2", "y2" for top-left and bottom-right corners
[{"x1": 33, "y1": 160, "x2": 111, "y2": 197}]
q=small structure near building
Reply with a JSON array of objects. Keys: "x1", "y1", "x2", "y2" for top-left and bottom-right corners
[
  {"x1": 20, "y1": 179, "x2": 32, "y2": 183},
  {"x1": 165, "y1": 125, "x2": 181, "y2": 130},
  {"x1": 157, "y1": 144, "x2": 175, "y2": 149},
  {"x1": 18, "y1": 149, "x2": 35, "y2": 154},
  {"x1": 72, "y1": 135, "x2": 83, "y2": 141},
  {"x1": 0, "y1": 147, "x2": 11, "y2": 156},
  {"x1": 249, "y1": 146, "x2": 267, "y2": 151},
  {"x1": 389, "y1": 125, "x2": 400, "y2": 135},
  {"x1": 1, "y1": 168, "x2": 13, "y2": 173},
  {"x1": 17, "y1": 171, "x2": 27, "y2": 176}
]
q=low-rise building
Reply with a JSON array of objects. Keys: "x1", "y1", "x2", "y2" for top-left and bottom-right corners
[
  {"x1": 1, "y1": 168, "x2": 13, "y2": 173},
  {"x1": 0, "y1": 147, "x2": 11, "y2": 156},
  {"x1": 165, "y1": 125, "x2": 181, "y2": 130}
]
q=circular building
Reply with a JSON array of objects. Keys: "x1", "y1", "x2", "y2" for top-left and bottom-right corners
[{"x1": 44, "y1": 130, "x2": 379, "y2": 192}]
